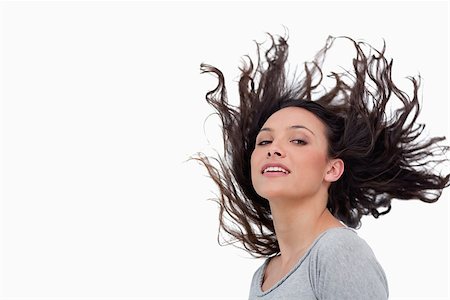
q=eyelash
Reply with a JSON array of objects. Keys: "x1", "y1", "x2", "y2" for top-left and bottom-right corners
[
  {"x1": 292, "y1": 139, "x2": 307, "y2": 145},
  {"x1": 257, "y1": 140, "x2": 271, "y2": 146},
  {"x1": 257, "y1": 139, "x2": 307, "y2": 146}
]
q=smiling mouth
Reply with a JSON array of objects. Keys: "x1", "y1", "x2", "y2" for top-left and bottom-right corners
[{"x1": 262, "y1": 166, "x2": 290, "y2": 175}]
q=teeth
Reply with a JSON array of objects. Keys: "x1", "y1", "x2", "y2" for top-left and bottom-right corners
[{"x1": 263, "y1": 166, "x2": 289, "y2": 174}]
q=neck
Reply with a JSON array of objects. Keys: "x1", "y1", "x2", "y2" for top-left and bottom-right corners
[{"x1": 269, "y1": 191, "x2": 344, "y2": 267}]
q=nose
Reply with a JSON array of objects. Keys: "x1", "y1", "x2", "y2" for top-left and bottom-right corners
[
  {"x1": 267, "y1": 151, "x2": 283, "y2": 157},
  {"x1": 266, "y1": 144, "x2": 286, "y2": 158}
]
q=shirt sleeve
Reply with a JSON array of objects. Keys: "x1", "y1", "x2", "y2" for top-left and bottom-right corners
[{"x1": 308, "y1": 230, "x2": 389, "y2": 300}]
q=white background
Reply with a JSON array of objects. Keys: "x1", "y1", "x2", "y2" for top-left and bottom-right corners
[{"x1": 1, "y1": 1, "x2": 449, "y2": 299}]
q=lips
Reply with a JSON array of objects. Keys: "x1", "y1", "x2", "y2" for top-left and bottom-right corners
[{"x1": 261, "y1": 163, "x2": 291, "y2": 175}]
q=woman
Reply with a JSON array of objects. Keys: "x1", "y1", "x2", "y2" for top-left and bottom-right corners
[{"x1": 195, "y1": 34, "x2": 449, "y2": 299}]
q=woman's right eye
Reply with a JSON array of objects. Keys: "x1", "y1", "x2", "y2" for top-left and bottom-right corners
[{"x1": 257, "y1": 140, "x2": 272, "y2": 146}]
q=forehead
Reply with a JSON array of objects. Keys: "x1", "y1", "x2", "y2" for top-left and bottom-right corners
[{"x1": 262, "y1": 106, "x2": 327, "y2": 133}]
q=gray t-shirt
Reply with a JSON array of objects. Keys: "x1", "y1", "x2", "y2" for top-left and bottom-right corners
[{"x1": 248, "y1": 227, "x2": 389, "y2": 299}]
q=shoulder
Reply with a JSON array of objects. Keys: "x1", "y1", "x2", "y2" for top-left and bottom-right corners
[
  {"x1": 308, "y1": 227, "x2": 389, "y2": 299},
  {"x1": 314, "y1": 227, "x2": 372, "y2": 257},
  {"x1": 309, "y1": 227, "x2": 377, "y2": 278}
]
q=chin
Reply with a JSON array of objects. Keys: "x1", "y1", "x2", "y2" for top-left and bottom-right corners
[{"x1": 257, "y1": 188, "x2": 293, "y2": 202}]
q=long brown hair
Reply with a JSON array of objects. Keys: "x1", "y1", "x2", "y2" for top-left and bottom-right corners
[{"x1": 193, "y1": 34, "x2": 449, "y2": 258}]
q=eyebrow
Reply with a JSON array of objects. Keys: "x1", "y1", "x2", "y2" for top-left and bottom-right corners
[{"x1": 259, "y1": 125, "x2": 316, "y2": 136}]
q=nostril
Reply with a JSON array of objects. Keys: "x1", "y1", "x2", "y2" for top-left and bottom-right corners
[{"x1": 267, "y1": 151, "x2": 283, "y2": 157}]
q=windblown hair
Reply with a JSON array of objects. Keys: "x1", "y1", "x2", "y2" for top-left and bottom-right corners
[{"x1": 194, "y1": 34, "x2": 449, "y2": 258}]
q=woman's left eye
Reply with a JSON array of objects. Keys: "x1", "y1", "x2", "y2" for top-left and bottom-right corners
[{"x1": 291, "y1": 139, "x2": 307, "y2": 145}]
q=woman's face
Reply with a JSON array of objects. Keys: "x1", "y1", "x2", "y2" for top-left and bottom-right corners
[{"x1": 250, "y1": 106, "x2": 337, "y2": 203}]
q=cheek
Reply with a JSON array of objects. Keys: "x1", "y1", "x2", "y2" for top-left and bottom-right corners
[
  {"x1": 299, "y1": 151, "x2": 328, "y2": 175},
  {"x1": 250, "y1": 148, "x2": 264, "y2": 182},
  {"x1": 250, "y1": 150, "x2": 258, "y2": 177}
]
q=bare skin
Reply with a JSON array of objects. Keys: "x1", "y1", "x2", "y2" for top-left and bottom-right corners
[
  {"x1": 250, "y1": 107, "x2": 345, "y2": 292},
  {"x1": 261, "y1": 209, "x2": 343, "y2": 292}
]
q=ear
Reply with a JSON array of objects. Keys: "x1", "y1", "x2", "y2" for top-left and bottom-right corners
[{"x1": 324, "y1": 158, "x2": 344, "y2": 182}]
